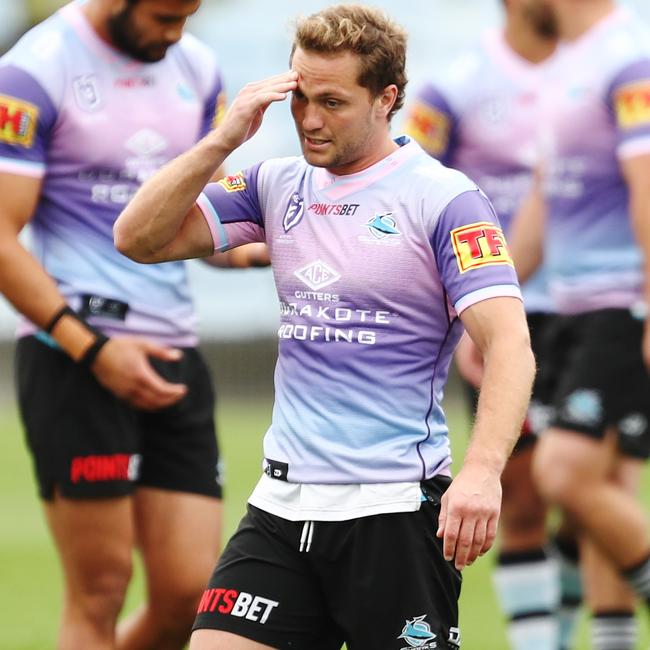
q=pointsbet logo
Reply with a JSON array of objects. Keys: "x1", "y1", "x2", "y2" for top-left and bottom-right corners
[{"x1": 197, "y1": 588, "x2": 279, "y2": 625}]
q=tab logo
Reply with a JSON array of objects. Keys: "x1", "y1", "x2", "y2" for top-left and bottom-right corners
[
  {"x1": 218, "y1": 171, "x2": 247, "y2": 193},
  {"x1": 404, "y1": 102, "x2": 451, "y2": 157},
  {"x1": 0, "y1": 95, "x2": 38, "y2": 148},
  {"x1": 615, "y1": 81, "x2": 650, "y2": 129},
  {"x1": 294, "y1": 260, "x2": 341, "y2": 291},
  {"x1": 450, "y1": 221, "x2": 513, "y2": 273}
]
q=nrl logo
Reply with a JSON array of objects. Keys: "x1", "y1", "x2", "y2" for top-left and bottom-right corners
[{"x1": 283, "y1": 193, "x2": 304, "y2": 232}]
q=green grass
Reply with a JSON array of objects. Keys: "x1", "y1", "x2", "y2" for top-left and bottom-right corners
[{"x1": 1, "y1": 395, "x2": 649, "y2": 649}]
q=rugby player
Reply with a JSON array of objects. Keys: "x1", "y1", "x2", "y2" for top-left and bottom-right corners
[{"x1": 115, "y1": 5, "x2": 536, "y2": 649}]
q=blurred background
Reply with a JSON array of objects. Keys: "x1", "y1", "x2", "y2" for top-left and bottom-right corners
[{"x1": 2, "y1": 1, "x2": 650, "y2": 649}]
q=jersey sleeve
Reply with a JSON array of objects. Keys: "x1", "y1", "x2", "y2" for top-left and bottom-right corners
[
  {"x1": 0, "y1": 64, "x2": 58, "y2": 178},
  {"x1": 402, "y1": 82, "x2": 456, "y2": 165},
  {"x1": 430, "y1": 189, "x2": 521, "y2": 315},
  {"x1": 607, "y1": 58, "x2": 650, "y2": 159},
  {"x1": 199, "y1": 68, "x2": 226, "y2": 137},
  {"x1": 196, "y1": 163, "x2": 266, "y2": 252}
]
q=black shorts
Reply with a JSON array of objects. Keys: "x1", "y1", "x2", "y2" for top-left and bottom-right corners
[
  {"x1": 16, "y1": 336, "x2": 222, "y2": 500},
  {"x1": 193, "y1": 476, "x2": 462, "y2": 650},
  {"x1": 545, "y1": 309, "x2": 650, "y2": 459}
]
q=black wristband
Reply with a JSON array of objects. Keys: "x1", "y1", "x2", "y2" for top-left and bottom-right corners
[
  {"x1": 78, "y1": 333, "x2": 110, "y2": 370},
  {"x1": 44, "y1": 305, "x2": 75, "y2": 333}
]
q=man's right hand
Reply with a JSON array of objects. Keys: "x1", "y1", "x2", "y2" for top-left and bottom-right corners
[{"x1": 91, "y1": 337, "x2": 187, "y2": 410}]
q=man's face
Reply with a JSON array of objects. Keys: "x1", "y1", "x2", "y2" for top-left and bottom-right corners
[
  {"x1": 522, "y1": 0, "x2": 558, "y2": 38},
  {"x1": 290, "y1": 47, "x2": 391, "y2": 175},
  {"x1": 108, "y1": 0, "x2": 200, "y2": 62}
]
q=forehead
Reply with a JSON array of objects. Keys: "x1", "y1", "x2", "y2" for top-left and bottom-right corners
[{"x1": 292, "y1": 47, "x2": 363, "y2": 94}]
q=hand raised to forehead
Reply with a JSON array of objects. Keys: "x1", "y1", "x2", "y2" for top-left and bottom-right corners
[{"x1": 215, "y1": 71, "x2": 298, "y2": 152}]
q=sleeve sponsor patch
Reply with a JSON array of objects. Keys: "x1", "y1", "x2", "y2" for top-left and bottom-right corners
[
  {"x1": 217, "y1": 171, "x2": 246, "y2": 192},
  {"x1": 403, "y1": 102, "x2": 451, "y2": 157},
  {"x1": 450, "y1": 221, "x2": 514, "y2": 273},
  {"x1": 212, "y1": 91, "x2": 226, "y2": 129},
  {"x1": 615, "y1": 80, "x2": 650, "y2": 129},
  {"x1": 0, "y1": 94, "x2": 38, "y2": 148}
]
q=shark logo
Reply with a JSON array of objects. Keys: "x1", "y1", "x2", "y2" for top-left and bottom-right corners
[
  {"x1": 366, "y1": 212, "x2": 401, "y2": 239},
  {"x1": 283, "y1": 193, "x2": 304, "y2": 232},
  {"x1": 398, "y1": 615, "x2": 437, "y2": 648}
]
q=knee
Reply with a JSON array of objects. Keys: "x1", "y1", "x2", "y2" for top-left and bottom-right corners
[{"x1": 532, "y1": 441, "x2": 578, "y2": 507}]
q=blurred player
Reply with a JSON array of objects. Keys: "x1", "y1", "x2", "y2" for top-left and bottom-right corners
[
  {"x1": 114, "y1": 5, "x2": 536, "y2": 649},
  {"x1": 510, "y1": 1, "x2": 650, "y2": 649},
  {"x1": 403, "y1": 2, "x2": 583, "y2": 648},
  {"x1": 0, "y1": 1, "x2": 259, "y2": 648}
]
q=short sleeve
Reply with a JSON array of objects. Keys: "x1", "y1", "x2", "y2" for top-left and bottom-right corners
[
  {"x1": 196, "y1": 163, "x2": 266, "y2": 252},
  {"x1": 199, "y1": 68, "x2": 226, "y2": 137},
  {"x1": 607, "y1": 58, "x2": 650, "y2": 159},
  {"x1": 0, "y1": 64, "x2": 58, "y2": 177},
  {"x1": 430, "y1": 189, "x2": 521, "y2": 314},
  {"x1": 402, "y1": 82, "x2": 456, "y2": 165}
]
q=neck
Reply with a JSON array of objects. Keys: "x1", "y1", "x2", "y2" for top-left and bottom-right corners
[
  {"x1": 80, "y1": 0, "x2": 114, "y2": 46},
  {"x1": 503, "y1": 16, "x2": 556, "y2": 64},
  {"x1": 555, "y1": 0, "x2": 617, "y2": 41}
]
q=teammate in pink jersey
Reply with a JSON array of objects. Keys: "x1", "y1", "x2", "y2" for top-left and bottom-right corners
[
  {"x1": 510, "y1": 2, "x2": 650, "y2": 648},
  {"x1": 115, "y1": 5, "x2": 535, "y2": 649},
  {"x1": 0, "y1": 1, "x2": 260, "y2": 648}
]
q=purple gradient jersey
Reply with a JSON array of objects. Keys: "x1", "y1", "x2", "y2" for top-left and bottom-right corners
[
  {"x1": 196, "y1": 138, "x2": 521, "y2": 484},
  {"x1": 0, "y1": 1, "x2": 225, "y2": 345},
  {"x1": 541, "y1": 8, "x2": 650, "y2": 314},
  {"x1": 403, "y1": 29, "x2": 551, "y2": 313}
]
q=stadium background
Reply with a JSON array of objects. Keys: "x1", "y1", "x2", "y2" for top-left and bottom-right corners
[{"x1": 1, "y1": 1, "x2": 650, "y2": 648}]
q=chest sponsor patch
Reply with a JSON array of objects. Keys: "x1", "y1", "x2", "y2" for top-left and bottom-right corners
[
  {"x1": 615, "y1": 80, "x2": 650, "y2": 129},
  {"x1": 218, "y1": 171, "x2": 246, "y2": 192},
  {"x1": 0, "y1": 94, "x2": 38, "y2": 148},
  {"x1": 404, "y1": 102, "x2": 451, "y2": 157},
  {"x1": 450, "y1": 221, "x2": 513, "y2": 273}
]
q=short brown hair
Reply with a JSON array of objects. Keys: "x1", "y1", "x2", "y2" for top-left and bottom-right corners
[{"x1": 291, "y1": 4, "x2": 408, "y2": 120}]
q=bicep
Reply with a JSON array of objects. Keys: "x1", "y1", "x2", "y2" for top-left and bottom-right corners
[
  {"x1": 0, "y1": 172, "x2": 42, "y2": 235},
  {"x1": 158, "y1": 204, "x2": 216, "y2": 261}
]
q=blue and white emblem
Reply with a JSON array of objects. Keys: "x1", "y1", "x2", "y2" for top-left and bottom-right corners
[
  {"x1": 398, "y1": 615, "x2": 437, "y2": 648},
  {"x1": 366, "y1": 212, "x2": 400, "y2": 239},
  {"x1": 283, "y1": 193, "x2": 304, "y2": 232}
]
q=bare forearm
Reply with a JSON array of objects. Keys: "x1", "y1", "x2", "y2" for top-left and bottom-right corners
[
  {"x1": 114, "y1": 131, "x2": 231, "y2": 261},
  {"x1": 630, "y1": 191, "x2": 650, "y2": 303},
  {"x1": 464, "y1": 333, "x2": 535, "y2": 474}
]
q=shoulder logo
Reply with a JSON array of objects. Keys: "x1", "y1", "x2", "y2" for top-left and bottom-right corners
[
  {"x1": 283, "y1": 193, "x2": 304, "y2": 232},
  {"x1": 294, "y1": 260, "x2": 340, "y2": 291},
  {"x1": 450, "y1": 221, "x2": 513, "y2": 273},
  {"x1": 218, "y1": 171, "x2": 247, "y2": 193},
  {"x1": 615, "y1": 80, "x2": 650, "y2": 130},
  {"x1": 398, "y1": 615, "x2": 437, "y2": 649},
  {"x1": 366, "y1": 212, "x2": 400, "y2": 239},
  {"x1": 404, "y1": 102, "x2": 451, "y2": 157},
  {"x1": 0, "y1": 95, "x2": 38, "y2": 148}
]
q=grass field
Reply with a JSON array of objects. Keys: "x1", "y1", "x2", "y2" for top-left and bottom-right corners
[{"x1": 1, "y1": 393, "x2": 649, "y2": 649}]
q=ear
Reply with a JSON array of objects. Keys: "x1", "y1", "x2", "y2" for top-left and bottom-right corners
[{"x1": 374, "y1": 84, "x2": 398, "y2": 119}]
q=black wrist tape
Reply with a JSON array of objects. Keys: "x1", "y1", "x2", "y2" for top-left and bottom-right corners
[
  {"x1": 44, "y1": 305, "x2": 75, "y2": 333},
  {"x1": 78, "y1": 333, "x2": 110, "y2": 370}
]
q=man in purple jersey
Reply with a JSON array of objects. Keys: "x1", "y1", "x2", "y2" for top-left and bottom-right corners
[
  {"x1": 510, "y1": 2, "x2": 650, "y2": 648},
  {"x1": 115, "y1": 6, "x2": 535, "y2": 649},
  {"x1": 0, "y1": 1, "x2": 261, "y2": 648}
]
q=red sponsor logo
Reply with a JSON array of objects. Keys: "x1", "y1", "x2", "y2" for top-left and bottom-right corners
[
  {"x1": 197, "y1": 588, "x2": 279, "y2": 624},
  {"x1": 217, "y1": 172, "x2": 246, "y2": 193},
  {"x1": 70, "y1": 453, "x2": 136, "y2": 483},
  {"x1": 115, "y1": 77, "x2": 154, "y2": 88},
  {"x1": 0, "y1": 94, "x2": 38, "y2": 147},
  {"x1": 308, "y1": 203, "x2": 360, "y2": 216}
]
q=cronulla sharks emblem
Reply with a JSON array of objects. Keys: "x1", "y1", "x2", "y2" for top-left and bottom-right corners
[
  {"x1": 366, "y1": 212, "x2": 401, "y2": 239},
  {"x1": 398, "y1": 615, "x2": 437, "y2": 648},
  {"x1": 283, "y1": 193, "x2": 304, "y2": 232}
]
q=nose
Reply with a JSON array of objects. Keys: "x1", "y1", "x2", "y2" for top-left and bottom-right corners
[{"x1": 302, "y1": 103, "x2": 324, "y2": 132}]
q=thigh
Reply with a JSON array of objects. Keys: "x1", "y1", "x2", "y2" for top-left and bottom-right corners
[
  {"x1": 15, "y1": 336, "x2": 140, "y2": 500},
  {"x1": 320, "y1": 478, "x2": 462, "y2": 650},
  {"x1": 139, "y1": 348, "x2": 222, "y2": 497},
  {"x1": 194, "y1": 505, "x2": 342, "y2": 650}
]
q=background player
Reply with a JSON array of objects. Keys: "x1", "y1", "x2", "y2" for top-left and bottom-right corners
[
  {"x1": 114, "y1": 5, "x2": 536, "y2": 649},
  {"x1": 403, "y1": 2, "x2": 581, "y2": 648},
  {"x1": 0, "y1": 0, "x2": 255, "y2": 648},
  {"x1": 510, "y1": 1, "x2": 650, "y2": 648}
]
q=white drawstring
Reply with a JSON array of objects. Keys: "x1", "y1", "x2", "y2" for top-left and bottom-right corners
[
  {"x1": 299, "y1": 521, "x2": 314, "y2": 552},
  {"x1": 306, "y1": 521, "x2": 314, "y2": 552}
]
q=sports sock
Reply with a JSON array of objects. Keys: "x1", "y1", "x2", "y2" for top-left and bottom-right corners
[
  {"x1": 622, "y1": 553, "x2": 650, "y2": 602},
  {"x1": 591, "y1": 611, "x2": 637, "y2": 650},
  {"x1": 551, "y1": 535, "x2": 583, "y2": 650},
  {"x1": 492, "y1": 548, "x2": 559, "y2": 650}
]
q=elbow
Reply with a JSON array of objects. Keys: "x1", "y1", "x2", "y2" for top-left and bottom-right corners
[{"x1": 113, "y1": 216, "x2": 151, "y2": 263}]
